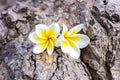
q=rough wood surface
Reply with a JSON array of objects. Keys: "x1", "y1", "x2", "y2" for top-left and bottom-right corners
[{"x1": 0, "y1": 0, "x2": 120, "y2": 80}]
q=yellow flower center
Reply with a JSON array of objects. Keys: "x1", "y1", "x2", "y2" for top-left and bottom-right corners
[
  {"x1": 47, "y1": 36, "x2": 51, "y2": 40},
  {"x1": 63, "y1": 31, "x2": 75, "y2": 47},
  {"x1": 47, "y1": 36, "x2": 52, "y2": 43}
]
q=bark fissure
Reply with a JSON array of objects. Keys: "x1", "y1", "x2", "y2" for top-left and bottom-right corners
[{"x1": 0, "y1": 0, "x2": 119, "y2": 80}]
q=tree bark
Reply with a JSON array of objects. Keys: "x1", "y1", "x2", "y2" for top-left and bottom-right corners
[{"x1": 0, "y1": 0, "x2": 120, "y2": 80}]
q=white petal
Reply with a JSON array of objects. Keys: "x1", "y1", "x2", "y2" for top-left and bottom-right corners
[
  {"x1": 49, "y1": 23, "x2": 60, "y2": 36},
  {"x1": 29, "y1": 32, "x2": 46, "y2": 44},
  {"x1": 56, "y1": 35, "x2": 64, "y2": 47},
  {"x1": 68, "y1": 46, "x2": 80, "y2": 59},
  {"x1": 33, "y1": 44, "x2": 46, "y2": 54},
  {"x1": 62, "y1": 24, "x2": 68, "y2": 34},
  {"x1": 61, "y1": 38, "x2": 80, "y2": 59},
  {"x1": 56, "y1": 38, "x2": 61, "y2": 47},
  {"x1": 47, "y1": 40, "x2": 54, "y2": 55},
  {"x1": 35, "y1": 24, "x2": 48, "y2": 38},
  {"x1": 61, "y1": 46, "x2": 69, "y2": 54},
  {"x1": 77, "y1": 34, "x2": 90, "y2": 48},
  {"x1": 69, "y1": 24, "x2": 85, "y2": 34},
  {"x1": 61, "y1": 39, "x2": 69, "y2": 53},
  {"x1": 51, "y1": 36, "x2": 57, "y2": 46}
]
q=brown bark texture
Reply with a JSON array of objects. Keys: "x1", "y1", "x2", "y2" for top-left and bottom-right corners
[{"x1": 0, "y1": 0, "x2": 120, "y2": 80}]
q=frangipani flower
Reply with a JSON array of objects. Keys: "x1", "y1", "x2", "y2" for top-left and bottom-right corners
[
  {"x1": 29, "y1": 23, "x2": 60, "y2": 55},
  {"x1": 59, "y1": 24, "x2": 90, "y2": 59}
]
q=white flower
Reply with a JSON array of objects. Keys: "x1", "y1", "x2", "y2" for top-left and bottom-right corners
[
  {"x1": 59, "y1": 24, "x2": 90, "y2": 59},
  {"x1": 29, "y1": 23, "x2": 60, "y2": 55}
]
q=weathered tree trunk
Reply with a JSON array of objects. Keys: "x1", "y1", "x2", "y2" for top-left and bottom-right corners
[{"x1": 0, "y1": 0, "x2": 120, "y2": 80}]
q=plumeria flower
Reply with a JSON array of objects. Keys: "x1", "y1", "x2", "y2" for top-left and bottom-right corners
[
  {"x1": 59, "y1": 24, "x2": 90, "y2": 59},
  {"x1": 29, "y1": 23, "x2": 60, "y2": 55}
]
